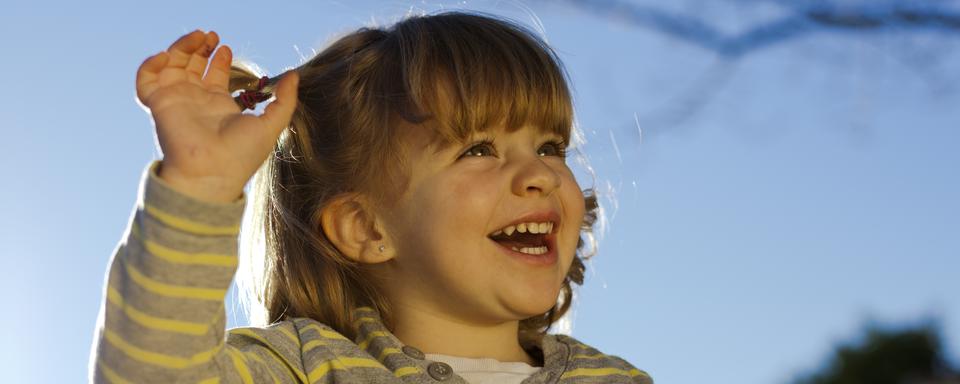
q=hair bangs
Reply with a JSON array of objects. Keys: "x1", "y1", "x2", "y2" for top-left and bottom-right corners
[{"x1": 393, "y1": 12, "x2": 574, "y2": 149}]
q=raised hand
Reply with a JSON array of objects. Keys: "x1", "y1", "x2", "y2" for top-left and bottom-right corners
[{"x1": 136, "y1": 29, "x2": 299, "y2": 203}]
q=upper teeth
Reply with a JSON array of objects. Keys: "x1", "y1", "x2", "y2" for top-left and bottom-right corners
[{"x1": 491, "y1": 222, "x2": 554, "y2": 237}]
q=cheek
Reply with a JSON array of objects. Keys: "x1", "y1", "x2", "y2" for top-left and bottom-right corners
[
  {"x1": 561, "y1": 176, "x2": 587, "y2": 255},
  {"x1": 570, "y1": 185, "x2": 586, "y2": 216},
  {"x1": 445, "y1": 173, "x2": 500, "y2": 213},
  {"x1": 409, "y1": 174, "x2": 498, "y2": 243},
  {"x1": 560, "y1": 171, "x2": 586, "y2": 222}
]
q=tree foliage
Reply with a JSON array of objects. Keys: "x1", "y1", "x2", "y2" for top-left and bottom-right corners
[{"x1": 793, "y1": 323, "x2": 959, "y2": 384}]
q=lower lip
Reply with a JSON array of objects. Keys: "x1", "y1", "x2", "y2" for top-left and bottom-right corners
[{"x1": 489, "y1": 236, "x2": 558, "y2": 266}]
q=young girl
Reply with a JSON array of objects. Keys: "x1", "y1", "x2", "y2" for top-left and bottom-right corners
[{"x1": 90, "y1": 11, "x2": 652, "y2": 384}]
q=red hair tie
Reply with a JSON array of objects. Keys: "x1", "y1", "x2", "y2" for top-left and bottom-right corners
[{"x1": 236, "y1": 76, "x2": 272, "y2": 111}]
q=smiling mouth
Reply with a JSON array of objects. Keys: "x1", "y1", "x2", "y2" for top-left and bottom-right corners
[{"x1": 488, "y1": 229, "x2": 555, "y2": 256}]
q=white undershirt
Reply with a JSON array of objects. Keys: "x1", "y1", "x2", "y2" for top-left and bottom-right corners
[{"x1": 424, "y1": 353, "x2": 541, "y2": 384}]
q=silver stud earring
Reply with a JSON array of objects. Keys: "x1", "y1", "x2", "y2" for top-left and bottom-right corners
[{"x1": 378, "y1": 245, "x2": 386, "y2": 252}]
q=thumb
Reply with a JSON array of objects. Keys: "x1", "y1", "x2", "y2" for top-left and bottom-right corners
[{"x1": 260, "y1": 70, "x2": 300, "y2": 137}]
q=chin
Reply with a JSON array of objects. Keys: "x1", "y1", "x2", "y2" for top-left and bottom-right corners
[{"x1": 505, "y1": 284, "x2": 564, "y2": 319}]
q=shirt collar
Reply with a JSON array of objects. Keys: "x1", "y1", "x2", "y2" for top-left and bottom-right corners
[{"x1": 351, "y1": 307, "x2": 572, "y2": 383}]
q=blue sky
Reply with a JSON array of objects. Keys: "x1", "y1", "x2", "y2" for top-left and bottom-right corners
[{"x1": 2, "y1": 1, "x2": 958, "y2": 383}]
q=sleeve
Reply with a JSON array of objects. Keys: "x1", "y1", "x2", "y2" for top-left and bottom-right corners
[{"x1": 89, "y1": 160, "x2": 307, "y2": 383}]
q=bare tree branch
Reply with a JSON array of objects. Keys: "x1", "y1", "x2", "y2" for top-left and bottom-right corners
[
  {"x1": 554, "y1": 0, "x2": 960, "y2": 137},
  {"x1": 556, "y1": 0, "x2": 960, "y2": 57}
]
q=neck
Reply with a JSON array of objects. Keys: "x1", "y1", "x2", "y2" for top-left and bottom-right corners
[{"x1": 387, "y1": 304, "x2": 539, "y2": 366}]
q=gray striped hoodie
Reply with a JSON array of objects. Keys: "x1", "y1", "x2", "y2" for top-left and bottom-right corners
[{"x1": 89, "y1": 161, "x2": 653, "y2": 384}]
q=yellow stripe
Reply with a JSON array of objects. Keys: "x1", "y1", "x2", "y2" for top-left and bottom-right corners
[
  {"x1": 96, "y1": 359, "x2": 133, "y2": 384},
  {"x1": 351, "y1": 317, "x2": 378, "y2": 327},
  {"x1": 318, "y1": 329, "x2": 348, "y2": 340},
  {"x1": 303, "y1": 339, "x2": 327, "y2": 353},
  {"x1": 246, "y1": 352, "x2": 281, "y2": 384},
  {"x1": 106, "y1": 285, "x2": 209, "y2": 335},
  {"x1": 560, "y1": 367, "x2": 644, "y2": 379},
  {"x1": 144, "y1": 203, "x2": 240, "y2": 236},
  {"x1": 377, "y1": 347, "x2": 402, "y2": 360},
  {"x1": 260, "y1": 349, "x2": 301, "y2": 384},
  {"x1": 229, "y1": 328, "x2": 269, "y2": 344},
  {"x1": 131, "y1": 224, "x2": 237, "y2": 267},
  {"x1": 307, "y1": 357, "x2": 386, "y2": 382},
  {"x1": 357, "y1": 331, "x2": 390, "y2": 350},
  {"x1": 229, "y1": 328, "x2": 308, "y2": 383},
  {"x1": 570, "y1": 353, "x2": 607, "y2": 360},
  {"x1": 276, "y1": 325, "x2": 300, "y2": 346},
  {"x1": 393, "y1": 366, "x2": 421, "y2": 378},
  {"x1": 226, "y1": 348, "x2": 254, "y2": 384},
  {"x1": 306, "y1": 359, "x2": 341, "y2": 383},
  {"x1": 341, "y1": 357, "x2": 387, "y2": 370},
  {"x1": 103, "y1": 328, "x2": 220, "y2": 368},
  {"x1": 301, "y1": 324, "x2": 349, "y2": 341},
  {"x1": 124, "y1": 260, "x2": 226, "y2": 301},
  {"x1": 197, "y1": 378, "x2": 219, "y2": 384}
]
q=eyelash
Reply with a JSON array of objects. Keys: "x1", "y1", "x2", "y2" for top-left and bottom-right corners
[{"x1": 458, "y1": 138, "x2": 568, "y2": 159}]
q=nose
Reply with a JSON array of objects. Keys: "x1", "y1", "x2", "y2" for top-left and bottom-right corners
[{"x1": 511, "y1": 155, "x2": 562, "y2": 197}]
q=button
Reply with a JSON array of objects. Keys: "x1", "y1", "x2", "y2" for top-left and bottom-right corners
[
  {"x1": 427, "y1": 362, "x2": 453, "y2": 381},
  {"x1": 402, "y1": 345, "x2": 424, "y2": 360}
]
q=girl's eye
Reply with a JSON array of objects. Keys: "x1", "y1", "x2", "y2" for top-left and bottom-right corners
[
  {"x1": 460, "y1": 141, "x2": 496, "y2": 158},
  {"x1": 538, "y1": 141, "x2": 568, "y2": 158}
]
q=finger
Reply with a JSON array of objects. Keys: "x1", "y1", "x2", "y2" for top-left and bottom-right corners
[
  {"x1": 185, "y1": 31, "x2": 219, "y2": 82},
  {"x1": 202, "y1": 45, "x2": 232, "y2": 94},
  {"x1": 136, "y1": 51, "x2": 170, "y2": 104},
  {"x1": 166, "y1": 29, "x2": 206, "y2": 70},
  {"x1": 259, "y1": 71, "x2": 300, "y2": 137}
]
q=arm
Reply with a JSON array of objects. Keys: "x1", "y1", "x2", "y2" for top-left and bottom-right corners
[
  {"x1": 89, "y1": 160, "x2": 305, "y2": 383},
  {"x1": 90, "y1": 28, "x2": 300, "y2": 383}
]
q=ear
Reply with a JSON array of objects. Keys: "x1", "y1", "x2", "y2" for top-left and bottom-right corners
[{"x1": 320, "y1": 194, "x2": 394, "y2": 264}]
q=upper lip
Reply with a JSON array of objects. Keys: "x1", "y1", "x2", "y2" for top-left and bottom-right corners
[{"x1": 488, "y1": 210, "x2": 561, "y2": 236}]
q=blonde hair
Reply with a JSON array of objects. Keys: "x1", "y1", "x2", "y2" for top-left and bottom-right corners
[{"x1": 234, "y1": 11, "x2": 599, "y2": 343}]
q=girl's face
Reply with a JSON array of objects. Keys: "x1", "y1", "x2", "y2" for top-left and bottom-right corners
[{"x1": 375, "y1": 123, "x2": 585, "y2": 324}]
